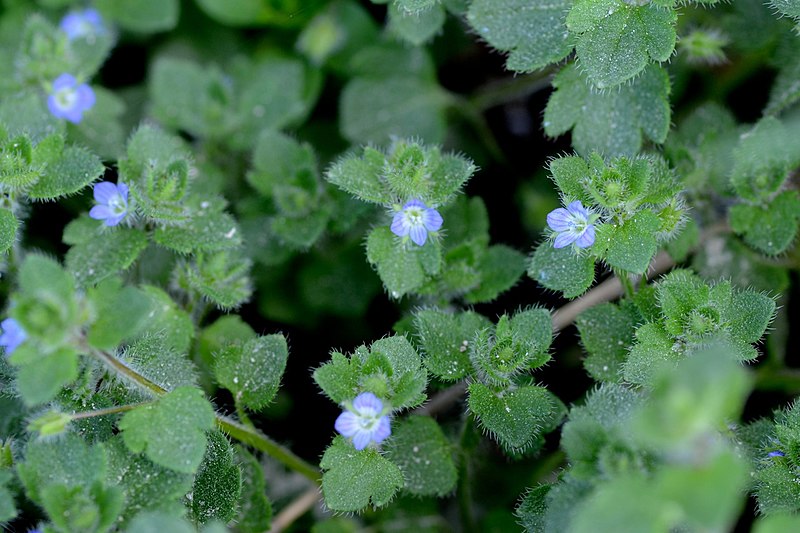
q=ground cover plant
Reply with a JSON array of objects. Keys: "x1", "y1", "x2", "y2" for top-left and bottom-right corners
[{"x1": 1, "y1": 0, "x2": 799, "y2": 531}]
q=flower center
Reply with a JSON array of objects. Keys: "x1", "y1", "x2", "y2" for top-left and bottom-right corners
[
  {"x1": 404, "y1": 207, "x2": 424, "y2": 226},
  {"x1": 108, "y1": 194, "x2": 126, "y2": 215},
  {"x1": 55, "y1": 87, "x2": 78, "y2": 110}
]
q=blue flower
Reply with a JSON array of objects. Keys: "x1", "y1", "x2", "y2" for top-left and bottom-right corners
[
  {"x1": 89, "y1": 181, "x2": 129, "y2": 226},
  {"x1": 334, "y1": 392, "x2": 391, "y2": 450},
  {"x1": 546, "y1": 200, "x2": 596, "y2": 249},
  {"x1": 391, "y1": 198, "x2": 443, "y2": 246},
  {"x1": 59, "y1": 8, "x2": 104, "y2": 41},
  {"x1": 769, "y1": 450, "x2": 786, "y2": 458},
  {"x1": 0, "y1": 318, "x2": 27, "y2": 356},
  {"x1": 47, "y1": 74, "x2": 95, "y2": 124}
]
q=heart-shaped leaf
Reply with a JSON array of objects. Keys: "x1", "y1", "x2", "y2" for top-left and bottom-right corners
[{"x1": 468, "y1": 383, "x2": 559, "y2": 452}]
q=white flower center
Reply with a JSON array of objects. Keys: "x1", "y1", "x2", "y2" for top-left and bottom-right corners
[
  {"x1": 404, "y1": 206, "x2": 424, "y2": 226},
  {"x1": 108, "y1": 194, "x2": 126, "y2": 215},
  {"x1": 55, "y1": 87, "x2": 78, "y2": 110}
]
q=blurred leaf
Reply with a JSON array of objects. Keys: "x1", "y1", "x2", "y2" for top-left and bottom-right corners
[{"x1": 96, "y1": 0, "x2": 179, "y2": 32}]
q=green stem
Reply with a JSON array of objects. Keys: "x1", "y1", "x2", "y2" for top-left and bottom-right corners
[
  {"x1": 72, "y1": 403, "x2": 146, "y2": 420},
  {"x1": 754, "y1": 368, "x2": 800, "y2": 395},
  {"x1": 457, "y1": 415, "x2": 479, "y2": 533},
  {"x1": 616, "y1": 270, "x2": 635, "y2": 299},
  {"x1": 216, "y1": 415, "x2": 320, "y2": 483},
  {"x1": 90, "y1": 347, "x2": 321, "y2": 483},
  {"x1": 235, "y1": 398, "x2": 255, "y2": 429}
]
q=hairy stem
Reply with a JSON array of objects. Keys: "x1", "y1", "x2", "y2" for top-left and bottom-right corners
[{"x1": 71, "y1": 403, "x2": 145, "y2": 420}]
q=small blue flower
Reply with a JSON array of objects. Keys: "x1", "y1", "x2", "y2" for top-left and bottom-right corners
[
  {"x1": 47, "y1": 74, "x2": 95, "y2": 124},
  {"x1": 59, "y1": 8, "x2": 104, "y2": 41},
  {"x1": 89, "y1": 181, "x2": 129, "y2": 226},
  {"x1": 0, "y1": 318, "x2": 27, "y2": 356},
  {"x1": 769, "y1": 450, "x2": 786, "y2": 458},
  {"x1": 334, "y1": 392, "x2": 391, "y2": 450},
  {"x1": 546, "y1": 200, "x2": 596, "y2": 249},
  {"x1": 391, "y1": 198, "x2": 443, "y2": 246}
]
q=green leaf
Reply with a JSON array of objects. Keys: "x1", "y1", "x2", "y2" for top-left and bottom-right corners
[
  {"x1": 248, "y1": 129, "x2": 318, "y2": 200},
  {"x1": 388, "y1": 3, "x2": 445, "y2": 45},
  {"x1": 600, "y1": 210, "x2": 660, "y2": 274},
  {"x1": 214, "y1": 334, "x2": 289, "y2": 411},
  {"x1": 769, "y1": 0, "x2": 800, "y2": 19},
  {"x1": 544, "y1": 63, "x2": 671, "y2": 156},
  {"x1": 118, "y1": 386, "x2": 215, "y2": 474},
  {"x1": 320, "y1": 436, "x2": 404, "y2": 512},
  {"x1": 467, "y1": 0, "x2": 572, "y2": 72},
  {"x1": 154, "y1": 202, "x2": 241, "y2": 254},
  {"x1": 235, "y1": 446, "x2": 272, "y2": 532},
  {"x1": 516, "y1": 485, "x2": 550, "y2": 533},
  {"x1": 366, "y1": 226, "x2": 440, "y2": 298},
  {"x1": 728, "y1": 291, "x2": 776, "y2": 345},
  {"x1": 138, "y1": 285, "x2": 194, "y2": 353},
  {"x1": 0, "y1": 470, "x2": 17, "y2": 522},
  {"x1": 414, "y1": 308, "x2": 491, "y2": 381},
  {"x1": 28, "y1": 145, "x2": 104, "y2": 200},
  {"x1": 384, "y1": 416, "x2": 457, "y2": 496},
  {"x1": 123, "y1": 333, "x2": 200, "y2": 393},
  {"x1": 548, "y1": 156, "x2": 593, "y2": 205},
  {"x1": 464, "y1": 244, "x2": 527, "y2": 303},
  {"x1": 396, "y1": 0, "x2": 439, "y2": 13},
  {"x1": 566, "y1": 1, "x2": 676, "y2": 88},
  {"x1": 729, "y1": 191, "x2": 800, "y2": 256},
  {"x1": 468, "y1": 383, "x2": 560, "y2": 452},
  {"x1": 730, "y1": 117, "x2": 800, "y2": 202},
  {"x1": 325, "y1": 147, "x2": 393, "y2": 204},
  {"x1": 198, "y1": 315, "x2": 257, "y2": 372},
  {"x1": 13, "y1": 347, "x2": 79, "y2": 406},
  {"x1": 96, "y1": 0, "x2": 179, "y2": 32},
  {"x1": 191, "y1": 431, "x2": 242, "y2": 524},
  {"x1": 183, "y1": 251, "x2": 253, "y2": 310},
  {"x1": 528, "y1": 242, "x2": 595, "y2": 298},
  {"x1": 0, "y1": 208, "x2": 18, "y2": 253},
  {"x1": 755, "y1": 515, "x2": 800, "y2": 533},
  {"x1": 314, "y1": 335, "x2": 427, "y2": 409},
  {"x1": 195, "y1": 0, "x2": 309, "y2": 27},
  {"x1": 106, "y1": 436, "x2": 193, "y2": 525},
  {"x1": 40, "y1": 481, "x2": 123, "y2": 533},
  {"x1": 65, "y1": 227, "x2": 149, "y2": 287},
  {"x1": 86, "y1": 280, "x2": 152, "y2": 350},
  {"x1": 765, "y1": 52, "x2": 800, "y2": 115},
  {"x1": 623, "y1": 322, "x2": 678, "y2": 386},
  {"x1": 340, "y1": 77, "x2": 447, "y2": 145},
  {"x1": 229, "y1": 57, "x2": 321, "y2": 149},
  {"x1": 149, "y1": 57, "x2": 226, "y2": 139},
  {"x1": 126, "y1": 511, "x2": 195, "y2": 533},
  {"x1": 632, "y1": 349, "x2": 752, "y2": 447},
  {"x1": 576, "y1": 302, "x2": 638, "y2": 382},
  {"x1": 17, "y1": 433, "x2": 107, "y2": 505}
]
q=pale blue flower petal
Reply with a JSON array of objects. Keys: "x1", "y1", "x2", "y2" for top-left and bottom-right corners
[
  {"x1": 554, "y1": 231, "x2": 579, "y2": 249},
  {"x1": 546, "y1": 208, "x2": 573, "y2": 232},
  {"x1": 352, "y1": 430, "x2": 372, "y2": 451},
  {"x1": 566, "y1": 200, "x2": 589, "y2": 219},
  {"x1": 402, "y1": 198, "x2": 425, "y2": 210},
  {"x1": 93, "y1": 182, "x2": 119, "y2": 204},
  {"x1": 574, "y1": 224, "x2": 596, "y2": 248},
  {"x1": 409, "y1": 224, "x2": 427, "y2": 246},
  {"x1": 422, "y1": 208, "x2": 443, "y2": 232},
  {"x1": 391, "y1": 211, "x2": 410, "y2": 237},
  {"x1": 334, "y1": 411, "x2": 359, "y2": 437},
  {"x1": 0, "y1": 318, "x2": 27, "y2": 356},
  {"x1": 89, "y1": 205, "x2": 112, "y2": 221},
  {"x1": 373, "y1": 416, "x2": 391, "y2": 443},
  {"x1": 353, "y1": 392, "x2": 383, "y2": 414}
]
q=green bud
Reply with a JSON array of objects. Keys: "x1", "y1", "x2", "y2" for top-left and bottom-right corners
[{"x1": 28, "y1": 410, "x2": 73, "y2": 436}]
